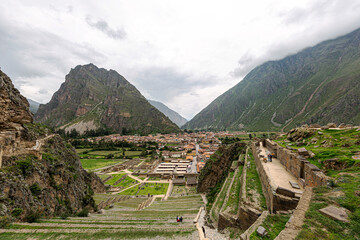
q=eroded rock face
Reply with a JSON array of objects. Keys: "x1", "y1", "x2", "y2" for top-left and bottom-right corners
[
  {"x1": 197, "y1": 142, "x2": 246, "y2": 193},
  {"x1": 0, "y1": 70, "x2": 32, "y2": 129},
  {"x1": 0, "y1": 70, "x2": 105, "y2": 220}
]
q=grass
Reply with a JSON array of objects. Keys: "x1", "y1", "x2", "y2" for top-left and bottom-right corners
[
  {"x1": 114, "y1": 176, "x2": 138, "y2": 188},
  {"x1": 104, "y1": 173, "x2": 127, "y2": 185},
  {"x1": 246, "y1": 152, "x2": 267, "y2": 210},
  {"x1": 249, "y1": 214, "x2": 290, "y2": 239},
  {"x1": 296, "y1": 175, "x2": 360, "y2": 240},
  {"x1": 225, "y1": 164, "x2": 244, "y2": 214},
  {"x1": 0, "y1": 230, "x2": 195, "y2": 240},
  {"x1": 137, "y1": 183, "x2": 169, "y2": 196},
  {"x1": 80, "y1": 158, "x2": 123, "y2": 170},
  {"x1": 211, "y1": 171, "x2": 234, "y2": 221},
  {"x1": 118, "y1": 183, "x2": 169, "y2": 196}
]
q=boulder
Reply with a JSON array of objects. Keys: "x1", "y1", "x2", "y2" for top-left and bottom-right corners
[
  {"x1": 310, "y1": 137, "x2": 318, "y2": 144},
  {"x1": 338, "y1": 123, "x2": 346, "y2": 128},
  {"x1": 310, "y1": 124, "x2": 321, "y2": 128},
  {"x1": 0, "y1": 203, "x2": 8, "y2": 216},
  {"x1": 97, "y1": 209, "x2": 105, "y2": 214},
  {"x1": 323, "y1": 158, "x2": 347, "y2": 170},
  {"x1": 327, "y1": 123, "x2": 337, "y2": 128}
]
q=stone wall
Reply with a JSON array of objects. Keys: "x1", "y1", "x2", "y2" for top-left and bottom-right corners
[
  {"x1": 276, "y1": 145, "x2": 327, "y2": 187},
  {"x1": 218, "y1": 205, "x2": 261, "y2": 231}
]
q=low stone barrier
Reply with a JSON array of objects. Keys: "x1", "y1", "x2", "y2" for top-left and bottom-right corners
[{"x1": 240, "y1": 211, "x2": 269, "y2": 240}]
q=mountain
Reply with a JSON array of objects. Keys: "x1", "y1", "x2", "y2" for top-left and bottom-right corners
[
  {"x1": 148, "y1": 99, "x2": 187, "y2": 127},
  {"x1": 0, "y1": 69, "x2": 104, "y2": 220},
  {"x1": 34, "y1": 64, "x2": 180, "y2": 135},
  {"x1": 27, "y1": 98, "x2": 40, "y2": 114},
  {"x1": 183, "y1": 28, "x2": 360, "y2": 131}
]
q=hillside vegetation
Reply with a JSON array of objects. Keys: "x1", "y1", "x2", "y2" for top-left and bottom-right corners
[{"x1": 183, "y1": 28, "x2": 360, "y2": 131}]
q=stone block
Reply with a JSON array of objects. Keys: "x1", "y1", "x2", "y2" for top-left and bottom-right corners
[
  {"x1": 298, "y1": 147, "x2": 309, "y2": 156},
  {"x1": 319, "y1": 205, "x2": 349, "y2": 222},
  {"x1": 256, "y1": 226, "x2": 267, "y2": 237},
  {"x1": 276, "y1": 187, "x2": 295, "y2": 198},
  {"x1": 289, "y1": 181, "x2": 300, "y2": 189}
]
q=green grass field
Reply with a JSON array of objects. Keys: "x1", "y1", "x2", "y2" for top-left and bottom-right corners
[
  {"x1": 118, "y1": 183, "x2": 169, "y2": 196},
  {"x1": 80, "y1": 159, "x2": 124, "y2": 170},
  {"x1": 105, "y1": 174, "x2": 127, "y2": 185}
]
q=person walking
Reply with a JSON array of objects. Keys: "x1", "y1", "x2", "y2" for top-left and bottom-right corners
[{"x1": 180, "y1": 216, "x2": 183, "y2": 222}]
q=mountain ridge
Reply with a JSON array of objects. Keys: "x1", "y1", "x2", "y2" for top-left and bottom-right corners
[
  {"x1": 35, "y1": 64, "x2": 180, "y2": 135},
  {"x1": 183, "y1": 27, "x2": 360, "y2": 131},
  {"x1": 148, "y1": 99, "x2": 187, "y2": 127}
]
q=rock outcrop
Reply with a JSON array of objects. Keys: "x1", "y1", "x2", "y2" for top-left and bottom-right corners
[
  {"x1": 0, "y1": 70, "x2": 104, "y2": 221},
  {"x1": 197, "y1": 142, "x2": 246, "y2": 193},
  {"x1": 0, "y1": 71, "x2": 32, "y2": 130},
  {"x1": 35, "y1": 64, "x2": 180, "y2": 135}
]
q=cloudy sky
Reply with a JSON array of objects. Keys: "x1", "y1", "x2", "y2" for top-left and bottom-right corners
[{"x1": 1, "y1": 0, "x2": 360, "y2": 119}]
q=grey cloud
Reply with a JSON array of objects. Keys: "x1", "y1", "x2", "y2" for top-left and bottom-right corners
[
  {"x1": 0, "y1": 12, "x2": 106, "y2": 102},
  {"x1": 86, "y1": 16, "x2": 126, "y2": 40},
  {"x1": 132, "y1": 67, "x2": 219, "y2": 104},
  {"x1": 280, "y1": 0, "x2": 360, "y2": 25}
]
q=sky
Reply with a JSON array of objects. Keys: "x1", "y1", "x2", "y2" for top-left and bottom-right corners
[{"x1": 1, "y1": 0, "x2": 360, "y2": 120}]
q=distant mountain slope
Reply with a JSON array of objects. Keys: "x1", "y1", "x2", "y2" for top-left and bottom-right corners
[
  {"x1": 183, "y1": 28, "x2": 360, "y2": 131},
  {"x1": 35, "y1": 64, "x2": 180, "y2": 135},
  {"x1": 148, "y1": 99, "x2": 187, "y2": 127},
  {"x1": 28, "y1": 98, "x2": 40, "y2": 114}
]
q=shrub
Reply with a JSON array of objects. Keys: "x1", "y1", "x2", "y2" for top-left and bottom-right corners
[
  {"x1": 30, "y1": 183, "x2": 42, "y2": 196},
  {"x1": 0, "y1": 216, "x2": 13, "y2": 229},
  {"x1": 76, "y1": 208, "x2": 89, "y2": 217},
  {"x1": 16, "y1": 157, "x2": 33, "y2": 176},
  {"x1": 60, "y1": 212, "x2": 70, "y2": 219},
  {"x1": 11, "y1": 208, "x2": 23, "y2": 218},
  {"x1": 25, "y1": 211, "x2": 42, "y2": 223}
]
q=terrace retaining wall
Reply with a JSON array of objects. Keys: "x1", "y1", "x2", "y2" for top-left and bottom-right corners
[{"x1": 251, "y1": 142, "x2": 299, "y2": 213}]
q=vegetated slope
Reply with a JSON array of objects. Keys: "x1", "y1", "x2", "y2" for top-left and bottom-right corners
[
  {"x1": 27, "y1": 98, "x2": 40, "y2": 114},
  {"x1": 0, "y1": 70, "x2": 104, "y2": 221},
  {"x1": 275, "y1": 127, "x2": 360, "y2": 240},
  {"x1": 183, "y1": 28, "x2": 360, "y2": 132},
  {"x1": 148, "y1": 99, "x2": 188, "y2": 127},
  {"x1": 35, "y1": 64, "x2": 180, "y2": 135}
]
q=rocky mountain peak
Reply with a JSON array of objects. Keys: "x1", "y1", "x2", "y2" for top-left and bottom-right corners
[{"x1": 0, "y1": 70, "x2": 33, "y2": 130}]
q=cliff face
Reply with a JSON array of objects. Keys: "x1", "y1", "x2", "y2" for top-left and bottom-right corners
[
  {"x1": 0, "y1": 70, "x2": 104, "y2": 220},
  {"x1": 0, "y1": 71, "x2": 32, "y2": 130},
  {"x1": 35, "y1": 64, "x2": 180, "y2": 135},
  {"x1": 197, "y1": 142, "x2": 246, "y2": 193}
]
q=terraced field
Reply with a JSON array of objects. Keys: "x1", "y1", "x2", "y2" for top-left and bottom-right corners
[{"x1": 0, "y1": 194, "x2": 204, "y2": 239}]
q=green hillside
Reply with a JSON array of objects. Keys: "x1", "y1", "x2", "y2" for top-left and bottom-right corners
[{"x1": 183, "y1": 28, "x2": 360, "y2": 131}]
